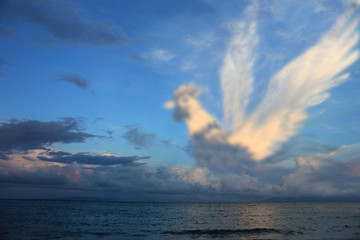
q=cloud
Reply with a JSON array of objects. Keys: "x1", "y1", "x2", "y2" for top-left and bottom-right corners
[
  {"x1": 220, "y1": 19, "x2": 258, "y2": 132},
  {"x1": 150, "y1": 48, "x2": 175, "y2": 62},
  {"x1": 55, "y1": 72, "x2": 90, "y2": 89},
  {"x1": 92, "y1": 117, "x2": 105, "y2": 124},
  {"x1": 165, "y1": 84, "x2": 211, "y2": 129},
  {"x1": 0, "y1": 152, "x2": 10, "y2": 161},
  {"x1": 122, "y1": 124, "x2": 190, "y2": 154},
  {"x1": 166, "y1": 84, "x2": 255, "y2": 171},
  {"x1": 186, "y1": 32, "x2": 216, "y2": 50},
  {"x1": 133, "y1": 47, "x2": 175, "y2": 64},
  {"x1": 162, "y1": 139, "x2": 192, "y2": 153},
  {"x1": 105, "y1": 130, "x2": 114, "y2": 138},
  {"x1": 0, "y1": 163, "x2": 81, "y2": 186},
  {"x1": 162, "y1": 2, "x2": 360, "y2": 200},
  {"x1": 1, "y1": 143, "x2": 360, "y2": 200},
  {"x1": 123, "y1": 125, "x2": 156, "y2": 148},
  {"x1": 264, "y1": 135, "x2": 337, "y2": 164},
  {"x1": 227, "y1": 4, "x2": 359, "y2": 160},
  {"x1": 0, "y1": 149, "x2": 149, "y2": 189},
  {"x1": 167, "y1": 3, "x2": 359, "y2": 162},
  {"x1": 0, "y1": 0, "x2": 129, "y2": 46},
  {"x1": 0, "y1": 118, "x2": 96, "y2": 154},
  {"x1": 0, "y1": 148, "x2": 227, "y2": 199},
  {"x1": 181, "y1": 60, "x2": 197, "y2": 71},
  {"x1": 282, "y1": 144, "x2": 360, "y2": 197},
  {"x1": 38, "y1": 150, "x2": 150, "y2": 166},
  {"x1": 190, "y1": 126, "x2": 254, "y2": 172}
]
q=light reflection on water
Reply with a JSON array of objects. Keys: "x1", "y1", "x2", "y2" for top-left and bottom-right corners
[{"x1": 0, "y1": 200, "x2": 359, "y2": 239}]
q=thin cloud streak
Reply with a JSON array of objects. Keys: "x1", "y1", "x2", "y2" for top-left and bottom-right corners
[
  {"x1": 39, "y1": 151, "x2": 150, "y2": 166},
  {"x1": 56, "y1": 72, "x2": 90, "y2": 90}
]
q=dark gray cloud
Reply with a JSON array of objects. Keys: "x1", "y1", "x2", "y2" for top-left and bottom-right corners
[
  {"x1": 123, "y1": 124, "x2": 190, "y2": 153},
  {"x1": 39, "y1": 150, "x2": 150, "y2": 166},
  {"x1": 55, "y1": 72, "x2": 89, "y2": 89},
  {"x1": 0, "y1": 165, "x2": 72, "y2": 185},
  {"x1": 192, "y1": 130, "x2": 254, "y2": 172},
  {"x1": 123, "y1": 125, "x2": 156, "y2": 148},
  {"x1": 0, "y1": 0, "x2": 129, "y2": 46},
  {"x1": 0, "y1": 118, "x2": 96, "y2": 153},
  {"x1": 282, "y1": 155, "x2": 360, "y2": 198},
  {"x1": 170, "y1": 85, "x2": 200, "y2": 122}
]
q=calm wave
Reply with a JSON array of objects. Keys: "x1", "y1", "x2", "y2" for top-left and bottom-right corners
[{"x1": 0, "y1": 200, "x2": 359, "y2": 239}]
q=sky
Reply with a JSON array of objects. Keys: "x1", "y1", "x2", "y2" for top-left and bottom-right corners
[{"x1": 1, "y1": 0, "x2": 360, "y2": 201}]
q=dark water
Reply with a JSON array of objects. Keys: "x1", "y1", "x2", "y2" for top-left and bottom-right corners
[{"x1": 0, "y1": 200, "x2": 359, "y2": 240}]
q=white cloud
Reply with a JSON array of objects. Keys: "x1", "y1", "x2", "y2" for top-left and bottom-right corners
[
  {"x1": 140, "y1": 48, "x2": 175, "y2": 63},
  {"x1": 186, "y1": 32, "x2": 216, "y2": 50},
  {"x1": 220, "y1": 20, "x2": 258, "y2": 131},
  {"x1": 228, "y1": 6, "x2": 359, "y2": 160},
  {"x1": 150, "y1": 48, "x2": 175, "y2": 62},
  {"x1": 170, "y1": 5, "x2": 359, "y2": 162},
  {"x1": 315, "y1": 0, "x2": 329, "y2": 13},
  {"x1": 181, "y1": 60, "x2": 197, "y2": 71}
]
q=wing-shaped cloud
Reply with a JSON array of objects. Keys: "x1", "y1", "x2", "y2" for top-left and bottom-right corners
[
  {"x1": 221, "y1": 20, "x2": 258, "y2": 131},
  {"x1": 229, "y1": 7, "x2": 359, "y2": 160}
]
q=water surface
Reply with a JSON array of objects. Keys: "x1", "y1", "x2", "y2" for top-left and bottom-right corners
[{"x1": 0, "y1": 200, "x2": 359, "y2": 239}]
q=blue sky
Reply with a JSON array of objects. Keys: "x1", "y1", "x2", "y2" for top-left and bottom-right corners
[{"x1": 1, "y1": 0, "x2": 360, "y2": 201}]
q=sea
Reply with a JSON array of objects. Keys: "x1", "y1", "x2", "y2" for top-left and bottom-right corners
[{"x1": 0, "y1": 200, "x2": 359, "y2": 240}]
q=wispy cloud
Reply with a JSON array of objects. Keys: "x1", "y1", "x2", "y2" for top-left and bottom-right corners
[
  {"x1": 0, "y1": 0, "x2": 129, "y2": 46},
  {"x1": 220, "y1": 20, "x2": 258, "y2": 131},
  {"x1": 135, "y1": 48, "x2": 175, "y2": 64},
  {"x1": 181, "y1": 60, "x2": 197, "y2": 71},
  {"x1": 123, "y1": 125, "x2": 157, "y2": 148},
  {"x1": 55, "y1": 72, "x2": 90, "y2": 90},
  {"x1": 186, "y1": 32, "x2": 216, "y2": 50},
  {"x1": 150, "y1": 48, "x2": 175, "y2": 62},
  {"x1": 226, "y1": 5, "x2": 359, "y2": 160}
]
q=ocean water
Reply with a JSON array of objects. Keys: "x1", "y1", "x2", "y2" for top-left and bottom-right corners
[{"x1": 0, "y1": 200, "x2": 359, "y2": 240}]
